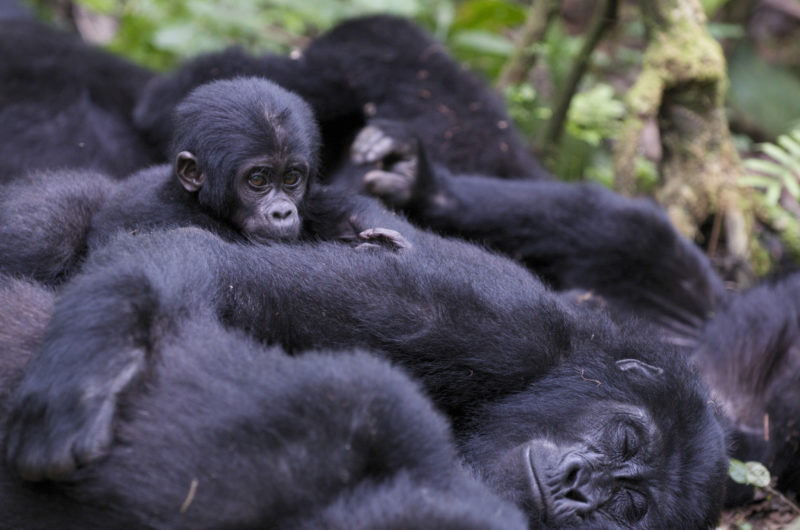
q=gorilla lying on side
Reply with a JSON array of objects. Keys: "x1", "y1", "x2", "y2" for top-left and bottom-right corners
[
  {"x1": 0, "y1": 274, "x2": 524, "y2": 529},
  {"x1": 691, "y1": 273, "x2": 800, "y2": 505},
  {"x1": 6, "y1": 219, "x2": 728, "y2": 528},
  {"x1": 0, "y1": 77, "x2": 404, "y2": 286},
  {"x1": 349, "y1": 119, "x2": 726, "y2": 344}
]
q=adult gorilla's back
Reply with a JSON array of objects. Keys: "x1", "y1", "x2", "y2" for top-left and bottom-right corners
[
  {"x1": 0, "y1": 275, "x2": 524, "y2": 529},
  {"x1": 7, "y1": 217, "x2": 728, "y2": 527}
]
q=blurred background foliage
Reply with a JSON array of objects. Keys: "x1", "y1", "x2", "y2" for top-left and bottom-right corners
[{"x1": 26, "y1": 0, "x2": 800, "y2": 277}]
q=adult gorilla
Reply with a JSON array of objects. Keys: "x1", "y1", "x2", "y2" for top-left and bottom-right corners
[
  {"x1": 0, "y1": 275, "x2": 524, "y2": 529},
  {"x1": 349, "y1": 119, "x2": 726, "y2": 344},
  {"x1": 6, "y1": 201, "x2": 728, "y2": 528}
]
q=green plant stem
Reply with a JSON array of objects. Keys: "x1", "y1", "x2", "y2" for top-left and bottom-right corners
[
  {"x1": 539, "y1": 0, "x2": 618, "y2": 156},
  {"x1": 766, "y1": 485, "x2": 800, "y2": 515},
  {"x1": 495, "y1": 0, "x2": 559, "y2": 92}
]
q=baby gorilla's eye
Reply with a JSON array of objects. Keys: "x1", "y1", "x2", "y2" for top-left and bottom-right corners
[
  {"x1": 283, "y1": 170, "x2": 303, "y2": 188},
  {"x1": 247, "y1": 169, "x2": 269, "y2": 189}
]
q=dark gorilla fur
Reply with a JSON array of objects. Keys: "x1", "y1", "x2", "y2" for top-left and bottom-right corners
[
  {"x1": 0, "y1": 274, "x2": 525, "y2": 529},
  {"x1": 0, "y1": 18, "x2": 157, "y2": 181},
  {"x1": 133, "y1": 15, "x2": 548, "y2": 180},
  {"x1": 348, "y1": 119, "x2": 726, "y2": 343},
  {"x1": 0, "y1": 77, "x2": 362, "y2": 286},
  {"x1": 5, "y1": 209, "x2": 728, "y2": 528},
  {"x1": 692, "y1": 273, "x2": 800, "y2": 505}
]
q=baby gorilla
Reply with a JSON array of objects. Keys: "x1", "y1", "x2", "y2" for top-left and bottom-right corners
[
  {"x1": 0, "y1": 77, "x2": 405, "y2": 285},
  {"x1": 167, "y1": 77, "x2": 314, "y2": 242},
  {"x1": 94, "y1": 76, "x2": 318, "y2": 244}
]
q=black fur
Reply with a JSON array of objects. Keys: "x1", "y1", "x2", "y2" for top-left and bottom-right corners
[
  {"x1": 0, "y1": 19, "x2": 157, "y2": 181},
  {"x1": 350, "y1": 118, "x2": 726, "y2": 344},
  {"x1": 133, "y1": 15, "x2": 548, "y2": 180},
  {"x1": 5, "y1": 218, "x2": 728, "y2": 528},
  {"x1": 692, "y1": 273, "x2": 800, "y2": 505},
  {"x1": 0, "y1": 273, "x2": 524, "y2": 529},
  {"x1": 0, "y1": 77, "x2": 366, "y2": 285}
]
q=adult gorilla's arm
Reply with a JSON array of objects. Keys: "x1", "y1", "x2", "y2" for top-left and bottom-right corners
[{"x1": 354, "y1": 121, "x2": 726, "y2": 342}]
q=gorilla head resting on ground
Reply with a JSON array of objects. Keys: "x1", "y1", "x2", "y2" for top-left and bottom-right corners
[
  {"x1": 0, "y1": 274, "x2": 525, "y2": 530},
  {"x1": 5, "y1": 206, "x2": 728, "y2": 528}
]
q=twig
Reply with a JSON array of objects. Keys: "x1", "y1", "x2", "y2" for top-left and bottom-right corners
[
  {"x1": 495, "y1": 0, "x2": 560, "y2": 92},
  {"x1": 539, "y1": 0, "x2": 619, "y2": 155}
]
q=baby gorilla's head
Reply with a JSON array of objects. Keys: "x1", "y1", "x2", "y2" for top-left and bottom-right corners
[{"x1": 170, "y1": 77, "x2": 320, "y2": 242}]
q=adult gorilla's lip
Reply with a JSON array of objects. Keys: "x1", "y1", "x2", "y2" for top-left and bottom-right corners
[{"x1": 525, "y1": 445, "x2": 549, "y2": 521}]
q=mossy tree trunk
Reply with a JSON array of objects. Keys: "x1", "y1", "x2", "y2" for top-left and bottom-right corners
[{"x1": 613, "y1": 0, "x2": 751, "y2": 275}]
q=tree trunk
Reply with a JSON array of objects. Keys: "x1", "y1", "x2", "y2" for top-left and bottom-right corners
[{"x1": 614, "y1": 0, "x2": 751, "y2": 278}]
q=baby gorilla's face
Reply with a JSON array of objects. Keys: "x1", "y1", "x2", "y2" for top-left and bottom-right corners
[
  {"x1": 171, "y1": 77, "x2": 321, "y2": 243},
  {"x1": 233, "y1": 155, "x2": 309, "y2": 243}
]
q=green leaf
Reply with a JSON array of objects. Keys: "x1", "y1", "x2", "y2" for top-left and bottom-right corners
[
  {"x1": 450, "y1": 30, "x2": 513, "y2": 56},
  {"x1": 728, "y1": 459, "x2": 749, "y2": 484},
  {"x1": 778, "y1": 134, "x2": 800, "y2": 160},
  {"x1": 701, "y1": 0, "x2": 731, "y2": 16},
  {"x1": 75, "y1": 0, "x2": 116, "y2": 13},
  {"x1": 744, "y1": 461, "x2": 771, "y2": 488},
  {"x1": 761, "y1": 143, "x2": 799, "y2": 173},
  {"x1": 744, "y1": 158, "x2": 787, "y2": 179},
  {"x1": 738, "y1": 175, "x2": 781, "y2": 190},
  {"x1": 728, "y1": 459, "x2": 771, "y2": 487}
]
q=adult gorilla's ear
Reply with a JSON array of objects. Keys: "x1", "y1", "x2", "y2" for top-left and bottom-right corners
[
  {"x1": 616, "y1": 358, "x2": 664, "y2": 380},
  {"x1": 176, "y1": 151, "x2": 206, "y2": 192}
]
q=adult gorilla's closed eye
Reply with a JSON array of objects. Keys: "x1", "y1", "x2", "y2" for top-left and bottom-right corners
[
  {"x1": 6, "y1": 222, "x2": 728, "y2": 527},
  {"x1": 0, "y1": 275, "x2": 524, "y2": 529}
]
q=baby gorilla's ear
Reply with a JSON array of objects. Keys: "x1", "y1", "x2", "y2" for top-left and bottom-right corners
[{"x1": 176, "y1": 151, "x2": 206, "y2": 192}]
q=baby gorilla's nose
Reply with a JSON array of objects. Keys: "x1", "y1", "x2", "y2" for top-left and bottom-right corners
[{"x1": 268, "y1": 202, "x2": 297, "y2": 223}]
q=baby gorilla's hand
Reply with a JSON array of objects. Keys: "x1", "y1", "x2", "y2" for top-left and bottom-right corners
[{"x1": 356, "y1": 228, "x2": 412, "y2": 252}]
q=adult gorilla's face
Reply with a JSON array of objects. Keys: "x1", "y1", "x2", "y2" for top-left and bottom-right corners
[{"x1": 459, "y1": 356, "x2": 729, "y2": 529}]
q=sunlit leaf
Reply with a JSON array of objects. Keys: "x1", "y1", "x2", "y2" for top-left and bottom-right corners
[{"x1": 450, "y1": 30, "x2": 513, "y2": 56}]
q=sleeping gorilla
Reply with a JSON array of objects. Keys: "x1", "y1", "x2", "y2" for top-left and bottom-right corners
[
  {"x1": 5, "y1": 212, "x2": 728, "y2": 528},
  {"x1": 0, "y1": 274, "x2": 525, "y2": 529},
  {"x1": 0, "y1": 77, "x2": 401, "y2": 285}
]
